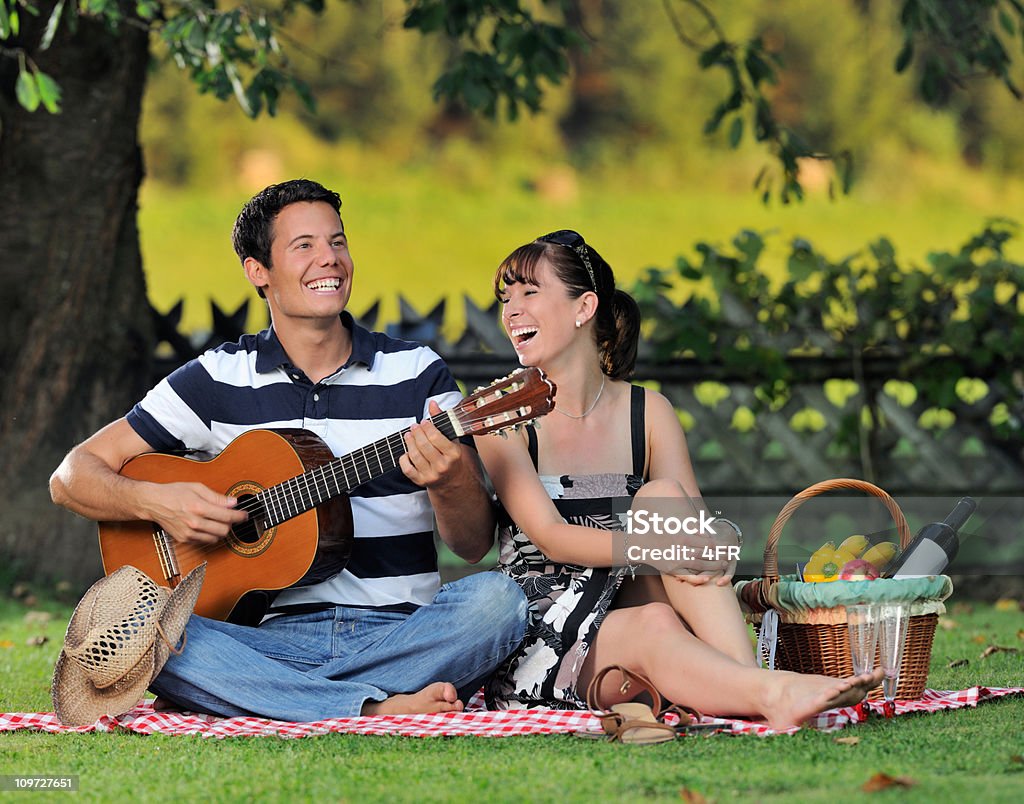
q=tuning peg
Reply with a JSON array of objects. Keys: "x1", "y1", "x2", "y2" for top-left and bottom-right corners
[{"x1": 498, "y1": 430, "x2": 509, "y2": 439}]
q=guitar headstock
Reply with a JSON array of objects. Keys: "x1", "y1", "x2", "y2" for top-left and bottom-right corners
[{"x1": 452, "y1": 368, "x2": 557, "y2": 437}]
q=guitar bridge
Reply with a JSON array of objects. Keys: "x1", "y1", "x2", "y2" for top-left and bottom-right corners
[{"x1": 153, "y1": 528, "x2": 181, "y2": 585}]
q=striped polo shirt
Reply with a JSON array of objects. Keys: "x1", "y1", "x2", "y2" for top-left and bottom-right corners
[{"x1": 126, "y1": 312, "x2": 464, "y2": 610}]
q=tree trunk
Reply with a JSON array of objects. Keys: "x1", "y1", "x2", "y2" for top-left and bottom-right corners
[{"x1": 0, "y1": 6, "x2": 153, "y2": 590}]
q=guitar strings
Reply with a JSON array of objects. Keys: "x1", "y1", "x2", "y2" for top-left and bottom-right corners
[
  {"x1": 229, "y1": 404, "x2": 539, "y2": 517},
  {"x1": 154, "y1": 403, "x2": 546, "y2": 565}
]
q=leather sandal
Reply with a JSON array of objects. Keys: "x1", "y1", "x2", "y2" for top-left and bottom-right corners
[
  {"x1": 585, "y1": 665, "x2": 677, "y2": 744},
  {"x1": 662, "y1": 703, "x2": 711, "y2": 734}
]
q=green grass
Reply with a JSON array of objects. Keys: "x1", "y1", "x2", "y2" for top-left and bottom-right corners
[
  {"x1": 2, "y1": 593, "x2": 1022, "y2": 802},
  {"x1": 137, "y1": 148, "x2": 1024, "y2": 338}
]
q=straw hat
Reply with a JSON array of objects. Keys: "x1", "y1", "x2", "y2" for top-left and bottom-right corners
[{"x1": 51, "y1": 563, "x2": 206, "y2": 727}]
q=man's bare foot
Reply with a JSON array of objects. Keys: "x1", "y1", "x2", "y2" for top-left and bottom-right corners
[
  {"x1": 762, "y1": 668, "x2": 884, "y2": 730},
  {"x1": 152, "y1": 696, "x2": 180, "y2": 713},
  {"x1": 361, "y1": 682, "x2": 464, "y2": 716}
]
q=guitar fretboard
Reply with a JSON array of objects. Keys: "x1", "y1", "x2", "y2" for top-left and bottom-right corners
[
  {"x1": 144, "y1": 367, "x2": 550, "y2": 587},
  {"x1": 254, "y1": 411, "x2": 460, "y2": 527}
]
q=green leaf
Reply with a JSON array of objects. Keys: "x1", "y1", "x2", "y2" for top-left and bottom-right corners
[
  {"x1": 81, "y1": 0, "x2": 105, "y2": 16},
  {"x1": 136, "y1": 0, "x2": 158, "y2": 20},
  {"x1": 35, "y1": 70, "x2": 61, "y2": 112},
  {"x1": 900, "y1": 0, "x2": 922, "y2": 28},
  {"x1": 40, "y1": 0, "x2": 64, "y2": 50},
  {"x1": 404, "y1": 2, "x2": 446, "y2": 34},
  {"x1": 243, "y1": 81, "x2": 263, "y2": 118},
  {"x1": 698, "y1": 41, "x2": 729, "y2": 69},
  {"x1": 999, "y1": 9, "x2": 1015, "y2": 36},
  {"x1": 870, "y1": 238, "x2": 896, "y2": 263},
  {"x1": 0, "y1": 2, "x2": 10, "y2": 38},
  {"x1": 838, "y1": 152, "x2": 854, "y2": 194},
  {"x1": 734, "y1": 229, "x2": 766, "y2": 263},
  {"x1": 753, "y1": 97, "x2": 776, "y2": 141},
  {"x1": 894, "y1": 40, "x2": 913, "y2": 73},
  {"x1": 185, "y1": 19, "x2": 206, "y2": 56},
  {"x1": 703, "y1": 103, "x2": 727, "y2": 135},
  {"x1": 728, "y1": 115, "x2": 744, "y2": 148},
  {"x1": 678, "y1": 262, "x2": 703, "y2": 281},
  {"x1": 788, "y1": 241, "x2": 818, "y2": 282},
  {"x1": 224, "y1": 62, "x2": 252, "y2": 117},
  {"x1": 16, "y1": 68, "x2": 41, "y2": 111},
  {"x1": 744, "y1": 47, "x2": 775, "y2": 87},
  {"x1": 290, "y1": 76, "x2": 316, "y2": 114},
  {"x1": 920, "y1": 56, "x2": 944, "y2": 105}
]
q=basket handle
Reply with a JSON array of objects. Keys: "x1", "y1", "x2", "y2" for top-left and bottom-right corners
[{"x1": 762, "y1": 478, "x2": 912, "y2": 585}]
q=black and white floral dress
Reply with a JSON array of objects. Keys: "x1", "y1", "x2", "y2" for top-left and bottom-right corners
[{"x1": 486, "y1": 386, "x2": 647, "y2": 710}]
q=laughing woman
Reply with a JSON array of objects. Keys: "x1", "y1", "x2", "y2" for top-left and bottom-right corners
[{"x1": 476, "y1": 230, "x2": 881, "y2": 732}]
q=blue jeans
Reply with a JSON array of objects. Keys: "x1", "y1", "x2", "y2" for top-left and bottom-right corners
[{"x1": 150, "y1": 572, "x2": 527, "y2": 721}]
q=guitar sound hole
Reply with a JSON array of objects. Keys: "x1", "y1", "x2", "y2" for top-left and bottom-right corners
[{"x1": 231, "y1": 494, "x2": 265, "y2": 544}]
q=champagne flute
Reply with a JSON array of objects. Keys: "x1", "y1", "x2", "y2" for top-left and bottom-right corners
[
  {"x1": 878, "y1": 602, "x2": 911, "y2": 716},
  {"x1": 845, "y1": 604, "x2": 880, "y2": 676},
  {"x1": 846, "y1": 603, "x2": 880, "y2": 721}
]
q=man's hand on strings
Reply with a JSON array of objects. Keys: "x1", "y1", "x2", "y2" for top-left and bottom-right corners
[{"x1": 143, "y1": 482, "x2": 248, "y2": 545}]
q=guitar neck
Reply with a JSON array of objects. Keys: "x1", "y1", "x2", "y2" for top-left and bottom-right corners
[{"x1": 258, "y1": 410, "x2": 460, "y2": 526}]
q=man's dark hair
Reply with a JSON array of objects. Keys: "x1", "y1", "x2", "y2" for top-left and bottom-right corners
[{"x1": 232, "y1": 179, "x2": 343, "y2": 279}]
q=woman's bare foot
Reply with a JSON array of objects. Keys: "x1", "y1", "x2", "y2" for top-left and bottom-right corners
[
  {"x1": 762, "y1": 669, "x2": 884, "y2": 730},
  {"x1": 361, "y1": 682, "x2": 464, "y2": 716}
]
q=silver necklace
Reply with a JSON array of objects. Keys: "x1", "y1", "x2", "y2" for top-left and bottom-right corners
[{"x1": 555, "y1": 376, "x2": 606, "y2": 419}]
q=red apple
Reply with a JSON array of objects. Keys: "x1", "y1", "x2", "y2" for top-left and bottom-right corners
[{"x1": 839, "y1": 559, "x2": 880, "y2": 581}]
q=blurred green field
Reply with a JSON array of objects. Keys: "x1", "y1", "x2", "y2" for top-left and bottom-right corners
[
  {"x1": 138, "y1": 148, "x2": 1024, "y2": 339},
  {"x1": 133, "y1": 0, "x2": 1024, "y2": 341}
]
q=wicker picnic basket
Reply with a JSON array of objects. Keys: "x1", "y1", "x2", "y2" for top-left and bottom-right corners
[{"x1": 735, "y1": 478, "x2": 952, "y2": 700}]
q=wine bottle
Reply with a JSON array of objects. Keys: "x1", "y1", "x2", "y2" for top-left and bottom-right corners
[{"x1": 888, "y1": 497, "x2": 976, "y2": 578}]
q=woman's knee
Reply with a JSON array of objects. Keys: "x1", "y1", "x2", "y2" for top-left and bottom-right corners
[
  {"x1": 634, "y1": 478, "x2": 686, "y2": 500},
  {"x1": 614, "y1": 601, "x2": 686, "y2": 636},
  {"x1": 597, "y1": 603, "x2": 691, "y2": 672}
]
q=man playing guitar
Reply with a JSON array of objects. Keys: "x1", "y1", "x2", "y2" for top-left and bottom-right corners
[{"x1": 49, "y1": 179, "x2": 528, "y2": 720}]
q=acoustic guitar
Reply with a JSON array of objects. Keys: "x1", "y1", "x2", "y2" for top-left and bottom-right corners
[{"x1": 98, "y1": 367, "x2": 556, "y2": 623}]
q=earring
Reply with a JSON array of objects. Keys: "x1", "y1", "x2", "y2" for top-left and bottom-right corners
[{"x1": 575, "y1": 320, "x2": 582, "y2": 328}]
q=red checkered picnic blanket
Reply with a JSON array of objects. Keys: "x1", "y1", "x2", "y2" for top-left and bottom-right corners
[{"x1": 1, "y1": 687, "x2": 1019, "y2": 739}]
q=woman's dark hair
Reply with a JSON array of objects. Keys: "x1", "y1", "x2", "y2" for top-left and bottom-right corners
[
  {"x1": 493, "y1": 231, "x2": 640, "y2": 380},
  {"x1": 232, "y1": 179, "x2": 343, "y2": 298}
]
